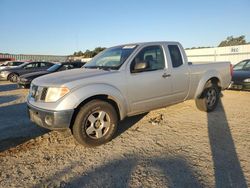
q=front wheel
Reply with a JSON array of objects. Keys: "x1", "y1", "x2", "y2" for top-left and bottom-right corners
[
  {"x1": 72, "y1": 100, "x2": 118, "y2": 147},
  {"x1": 8, "y1": 73, "x2": 19, "y2": 82},
  {"x1": 195, "y1": 82, "x2": 220, "y2": 112}
]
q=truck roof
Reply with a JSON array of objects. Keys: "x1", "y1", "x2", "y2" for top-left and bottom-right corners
[{"x1": 113, "y1": 41, "x2": 180, "y2": 48}]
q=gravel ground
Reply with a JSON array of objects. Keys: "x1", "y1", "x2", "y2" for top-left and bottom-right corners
[{"x1": 0, "y1": 81, "x2": 249, "y2": 188}]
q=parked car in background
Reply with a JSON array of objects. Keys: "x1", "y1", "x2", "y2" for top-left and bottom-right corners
[
  {"x1": 0, "y1": 61, "x2": 26, "y2": 70},
  {"x1": 27, "y1": 41, "x2": 232, "y2": 147},
  {"x1": 228, "y1": 59, "x2": 250, "y2": 91},
  {"x1": 18, "y1": 61, "x2": 85, "y2": 88},
  {"x1": 0, "y1": 57, "x2": 14, "y2": 65},
  {"x1": 0, "y1": 61, "x2": 55, "y2": 82}
]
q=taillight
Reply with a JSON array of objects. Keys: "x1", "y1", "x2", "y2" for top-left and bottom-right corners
[{"x1": 230, "y1": 64, "x2": 233, "y2": 77}]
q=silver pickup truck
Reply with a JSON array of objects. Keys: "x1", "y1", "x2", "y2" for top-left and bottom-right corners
[{"x1": 27, "y1": 41, "x2": 232, "y2": 147}]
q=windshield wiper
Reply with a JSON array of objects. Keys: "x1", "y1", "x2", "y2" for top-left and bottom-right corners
[{"x1": 84, "y1": 66, "x2": 116, "y2": 71}]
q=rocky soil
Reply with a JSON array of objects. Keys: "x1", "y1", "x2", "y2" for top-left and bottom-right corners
[{"x1": 0, "y1": 81, "x2": 249, "y2": 188}]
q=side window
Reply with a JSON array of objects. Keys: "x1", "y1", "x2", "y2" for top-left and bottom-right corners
[
  {"x1": 24, "y1": 63, "x2": 37, "y2": 69},
  {"x1": 244, "y1": 61, "x2": 250, "y2": 70},
  {"x1": 40, "y1": 62, "x2": 45, "y2": 67},
  {"x1": 59, "y1": 64, "x2": 74, "y2": 71},
  {"x1": 13, "y1": 62, "x2": 23, "y2": 66},
  {"x1": 40, "y1": 62, "x2": 50, "y2": 67},
  {"x1": 233, "y1": 61, "x2": 247, "y2": 70},
  {"x1": 168, "y1": 45, "x2": 183, "y2": 68},
  {"x1": 66, "y1": 64, "x2": 74, "y2": 69},
  {"x1": 130, "y1": 45, "x2": 165, "y2": 73},
  {"x1": 7, "y1": 62, "x2": 12, "y2": 66}
]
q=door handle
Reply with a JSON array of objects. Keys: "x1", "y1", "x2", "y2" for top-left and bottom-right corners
[{"x1": 162, "y1": 73, "x2": 171, "y2": 78}]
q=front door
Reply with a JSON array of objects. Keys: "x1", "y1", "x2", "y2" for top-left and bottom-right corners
[{"x1": 126, "y1": 45, "x2": 172, "y2": 114}]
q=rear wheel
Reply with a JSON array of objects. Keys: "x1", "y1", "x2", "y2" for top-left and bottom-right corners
[
  {"x1": 195, "y1": 81, "x2": 220, "y2": 112},
  {"x1": 72, "y1": 100, "x2": 118, "y2": 147},
  {"x1": 7, "y1": 73, "x2": 14, "y2": 81}
]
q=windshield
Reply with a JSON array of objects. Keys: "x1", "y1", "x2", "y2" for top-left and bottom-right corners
[
  {"x1": 84, "y1": 45, "x2": 137, "y2": 70},
  {"x1": 233, "y1": 60, "x2": 250, "y2": 71},
  {"x1": 47, "y1": 64, "x2": 62, "y2": 72}
]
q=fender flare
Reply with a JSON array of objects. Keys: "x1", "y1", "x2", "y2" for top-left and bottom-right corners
[
  {"x1": 194, "y1": 70, "x2": 221, "y2": 99},
  {"x1": 56, "y1": 83, "x2": 129, "y2": 120}
]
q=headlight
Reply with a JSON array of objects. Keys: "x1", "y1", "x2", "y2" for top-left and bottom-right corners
[
  {"x1": 29, "y1": 83, "x2": 33, "y2": 95},
  {"x1": 244, "y1": 78, "x2": 250, "y2": 82},
  {"x1": 29, "y1": 83, "x2": 38, "y2": 98},
  {"x1": 45, "y1": 87, "x2": 70, "y2": 102},
  {"x1": 0, "y1": 71, "x2": 9, "y2": 76}
]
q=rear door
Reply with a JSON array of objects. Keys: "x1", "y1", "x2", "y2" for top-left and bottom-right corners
[
  {"x1": 165, "y1": 44, "x2": 189, "y2": 101},
  {"x1": 126, "y1": 45, "x2": 173, "y2": 114}
]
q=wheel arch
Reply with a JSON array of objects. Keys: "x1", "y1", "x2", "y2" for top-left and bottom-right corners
[
  {"x1": 194, "y1": 70, "x2": 222, "y2": 99},
  {"x1": 7, "y1": 72, "x2": 19, "y2": 80},
  {"x1": 69, "y1": 94, "x2": 121, "y2": 130},
  {"x1": 199, "y1": 77, "x2": 221, "y2": 98}
]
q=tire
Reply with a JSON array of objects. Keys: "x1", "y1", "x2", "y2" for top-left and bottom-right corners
[
  {"x1": 7, "y1": 73, "x2": 14, "y2": 81},
  {"x1": 72, "y1": 100, "x2": 118, "y2": 147},
  {"x1": 8, "y1": 73, "x2": 19, "y2": 82},
  {"x1": 195, "y1": 81, "x2": 220, "y2": 112}
]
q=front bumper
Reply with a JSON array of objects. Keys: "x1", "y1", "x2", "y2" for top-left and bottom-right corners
[
  {"x1": 17, "y1": 79, "x2": 31, "y2": 88},
  {"x1": 228, "y1": 81, "x2": 250, "y2": 91},
  {"x1": 27, "y1": 102, "x2": 74, "y2": 130},
  {"x1": 0, "y1": 74, "x2": 8, "y2": 80}
]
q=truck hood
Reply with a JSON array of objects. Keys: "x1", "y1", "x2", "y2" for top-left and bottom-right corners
[{"x1": 32, "y1": 68, "x2": 116, "y2": 87}]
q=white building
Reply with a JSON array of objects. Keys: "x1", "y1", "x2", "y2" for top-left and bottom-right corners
[{"x1": 185, "y1": 44, "x2": 250, "y2": 65}]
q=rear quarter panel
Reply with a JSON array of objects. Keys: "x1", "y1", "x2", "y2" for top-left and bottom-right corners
[{"x1": 187, "y1": 62, "x2": 231, "y2": 99}]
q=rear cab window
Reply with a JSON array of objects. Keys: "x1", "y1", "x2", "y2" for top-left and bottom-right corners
[{"x1": 168, "y1": 45, "x2": 183, "y2": 68}]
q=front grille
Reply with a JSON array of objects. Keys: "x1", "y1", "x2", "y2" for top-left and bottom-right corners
[{"x1": 40, "y1": 88, "x2": 48, "y2": 100}]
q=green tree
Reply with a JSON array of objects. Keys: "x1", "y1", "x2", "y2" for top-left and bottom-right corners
[
  {"x1": 73, "y1": 51, "x2": 84, "y2": 56},
  {"x1": 218, "y1": 35, "x2": 247, "y2": 47},
  {"x1": 93, "y1": 47, "x2": 106, "y2": 54},
  {"x1": 83, "y1": 50, "x2": 94, "y2": 58},
  {"x1": 73, "y1": 47, "x2": 106, "y2": 58}
]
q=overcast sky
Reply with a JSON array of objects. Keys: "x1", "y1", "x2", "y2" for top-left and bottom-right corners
[{"x1": 0, "y1": 0, "x2": 249, "y2": 55}]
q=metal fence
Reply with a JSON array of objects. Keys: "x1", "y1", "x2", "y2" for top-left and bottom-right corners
[{"x1": 0, "y1": 54, "x2": 68, "y2": 62}]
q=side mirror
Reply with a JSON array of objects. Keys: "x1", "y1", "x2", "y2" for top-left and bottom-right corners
[{"x1": 133, "y1": 61, "x2": 149, "y2": 73}]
